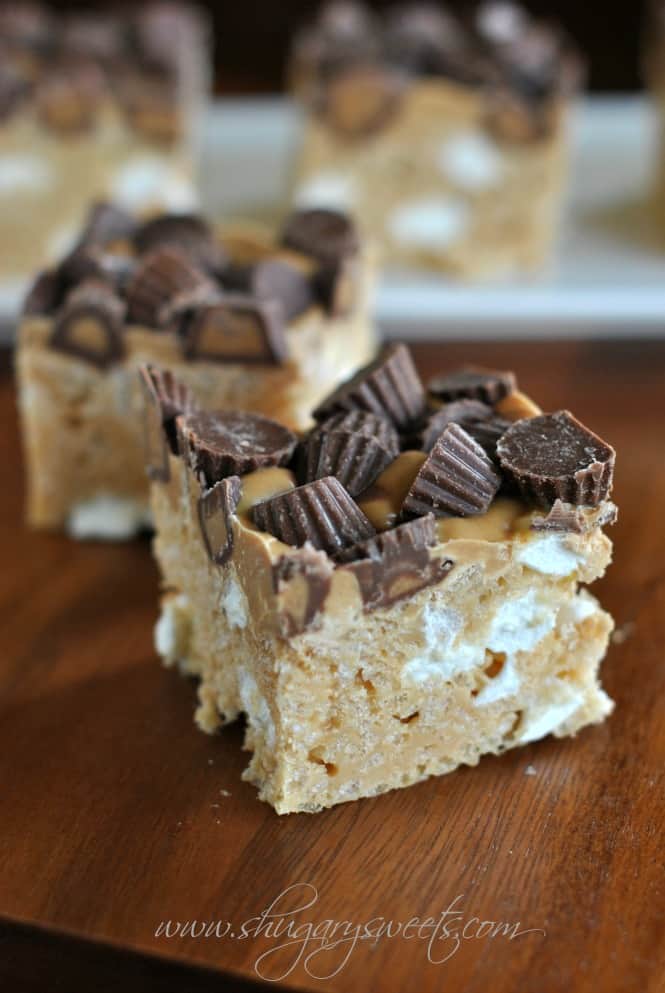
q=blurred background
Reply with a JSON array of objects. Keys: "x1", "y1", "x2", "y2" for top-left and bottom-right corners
[{"x1": 43, "y1": 0, "x2": 647, "y2": 93}]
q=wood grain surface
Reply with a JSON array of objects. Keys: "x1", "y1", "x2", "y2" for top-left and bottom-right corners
[{"x1": 0, "y1": 341, "x2": 663, "y2": 993}]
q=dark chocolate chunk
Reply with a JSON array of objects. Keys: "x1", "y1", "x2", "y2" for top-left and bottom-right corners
[
  {"x1": 179, "y1": 410, "x2": 297, "y2": 486},
  {"x1": 133, "y1": 214, "x2": 227, "y2": 274},
  {"x1": 138, "y1": 364, "x2": 198, "y2": 472},
  {"x1": 496, "y1": 411, "x2": 615, "y2": 508},
  {"x1": 126, "y1": 248, "x2": 214, "y2": 329},
  {"x1": 402, "y1": 422, "x2": 501, "y2": 518},
  {"x1": 323, "y1": 64, "x2": 406, "y2": 136},
  {"x1": 312, "y1": 257, "x2": 358, "y2": 317},
  {"x1": 198, "y1": 475, "x2": 242, "y2": 566},
  {"x1": 419, "y1": 399, "x2": 493, "y2": 451},
  {"x1": 79, "y1": 201, "x2": 136, "y2": 246},
  {"x1": 280, "y1": 209, "x2": 359, "y2": 266},
  {"x1": 427, "y1": 367, "x2": 516, "y2": 405},
  {"x1": 50, "y1": 280, "x2": 126, "y2": 368},
  {"x1": 23, "y1": 270, "x2": 62, "y2": 316},
  {"x1": 303, "y1": 426, "x2": 395, "y2": 496},
  {"x1": 223, "y1": 259, "x2": 315, "y2": 323},
  {"x1": 384, "y1": 4, "x2": 476, "y2": 80},
  {"x1": 531, "y1": 499, "x2": 618, "y2": 535},
  {"x1": 272, "y1": 545, "x2": 335, "y2": 636},
  {"x1": 340, "y1": 514, "x2": 454, "y2": 609},
  {"x1": 251, "y1": 476, "x2": 375, "y2": 554},
  {"x1": 312, "y1": 410, "x2": 400, "y2": 457},
  {"x1": 182, "y1": 294, "x2": 289, "y2": 364},
  {"x1": 313, "y1": 343, "x2": 426, "y2": 429}
]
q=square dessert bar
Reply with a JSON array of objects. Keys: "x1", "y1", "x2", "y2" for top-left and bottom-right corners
[
  {"x1": 0, "y1": 2, "x2": 208, "y2": 312},
  {"x1": 16, "y1": 204, "x2": 375, "y2": 538},
  {"x1": 145, "y1": 345, "x2": 617, "y2": 814},
  {"x1": 289, "y1": 1, "x2": 582, "y2": 278}
]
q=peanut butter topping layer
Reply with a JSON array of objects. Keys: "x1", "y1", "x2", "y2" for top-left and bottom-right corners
[{"x1": 140, "y1": 342, "x2": 617, "y2": 624}]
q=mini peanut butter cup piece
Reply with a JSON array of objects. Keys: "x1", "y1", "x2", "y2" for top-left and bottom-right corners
[
  {"x1": 50, "y1": 279, "x2": 125, "y2": 369},
  {"x1": 427, "y1": 367, "x2": 517, "y2": 405},
  {"x1": 303, "y1": 427, "x2": 395, "y2": 496},
  {"x1": 465, "y1": 416, "x2": 512, "y2": 460},
  {"x1": 251, "y1": 476, "x2": 376, "y2": 554},
  {"x1": 223, "y1": 258, "x2": 315, "y2": 322},
  {"x1": 59, "y1": 243, "x2": 136, "y2": 293},
  {"x1": 419, "y1": 399, "x2": 493, "y2": 452},
  {"x1": 133, "y1": 214, "x2": 227, "y2": 274},
  {"x1": 79, "y1": 202, "x2": 136, "y2": 246},
  {"x1": 280, "y1": 208, "x2": 359, "y2": 266},
  {"x1": 139, "y1": 365, "x2": 196, "y2": 482},
  {"x1": 531, "y1": 498, "x2": 618, "y2": 536},
  {"x1": 313, "y1": 410, "x2": 400, "y2": 457},
  {"x1": 313, "y1": 343, "x2": 426, "y2": 429},
  {"x1": 323, "y1": 64, "x2": 406, "y2": 136},
  {"x1": 496, "y1": 411, "x2": 615, "y2": 508},
  {"x1": 402, "y1": 422, "x2": 501, "y2": 518},
  {"x1": 126, "y1": 247, "x2": 214, "y2": 329},
  {"x1": 180, "y1": 410, "x2": 297, "y2": 486},
  {"x1": 198, "y1": 475, "x2": 242, "y2": 566},
  {"x1": 182, "y1": 293, "x2": 289, "y2": 365},
  {"x1": 23, "y1": 270, "x2": 62, "y2": 316},
  {"x1": 312, "y1": 256, "x2": 358, "y2": 317},
  {"x1": 339, "y1": 514, "x2": 454, "y2": 609}
]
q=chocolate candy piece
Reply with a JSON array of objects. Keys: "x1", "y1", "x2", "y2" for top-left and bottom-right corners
[
  {"x1": 50, "y1": 280, "x2": 125, "y2": 368},
  {"x1": 428, "y1": 367, "x2": 516, "y2": 405},
  {"x1": 180, "y1": 411, "x2": 297, "y2": 486},
  {"x1": 303, "y1": 426, "x2": 395, "y2": 496},
  {"x1": 79, "y1": 201, "x2": 137, "y2": 246},
  {"x1": 182, "y1": 294, "x2": 289, "y2": 364},
  {"x1": 138, "y1": 365, "x2": 197, "y2": 481},
  {"x1": 419, "y1": 399, "x2": 493, "y2": 451},
  {"x1": 313, "y1": 410, "x2": 400, "y2": 457},
  {"x1": 251, "y1": 476, "x2": 375, "y2": 554},
  {"x1": 198, "y1": 475, "x2": 242, "y2": 566},
  {"x1": 340, "y1": 514, "x2": 454, "y2": 609},
  {"x1": 531, "y1": 499, "x2": 618, "y2": 535},
  {"x1": 465, "y1": 416, "x2": 512, "y2": 460},
  {"x1": 280, "y1": 209, "x2": 359, "y2": 266},
  {"x1": 133, "y1": 214, "x2": 227, "y2": 274},
  {"x1": 496, "y1": 411, "x2": 615, "y2": 508},
  {"x1": 402, "y1": 422, "x2": 501, "y2": 518},
  {"x1": 273, "y1": 545, "x2": 335, "y2": 636},
  {"x1": 312, "y1": 257, "x2": 358, "y2": 317},
  {"x1": 323, "y1": 64, "x2": 405, "y2": 136},
  {"x1": 23, "y1": 270, "x2": 62, "y2": 316},
  {"x1": 223, "y1": 259, "x2": 315, "y2": 323},
  {"x1": 313, "y1": 343, "x2": 426, "y2": 430},
  {"x1": 59, "y1": 243, "x2": 136, "y2": 293},
  {"x1": 126, "y1": 248, "x2": 214, "y2": 329}
]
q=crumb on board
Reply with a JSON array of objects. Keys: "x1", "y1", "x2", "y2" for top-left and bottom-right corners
[
  {"x1": 612, "y1": 621, "x2": 636, "y2": 645},
  {"x1": 525, "y1": 765, "x2": 537, "y2": 776}
]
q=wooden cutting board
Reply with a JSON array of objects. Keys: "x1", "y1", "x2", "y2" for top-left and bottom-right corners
[{"x1": 1, "y1": 342, "x2": 663, "y2": 993}]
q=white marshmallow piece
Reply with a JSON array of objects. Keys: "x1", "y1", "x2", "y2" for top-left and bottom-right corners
[
  {"x1": 111, "y1": 158, "x2": 198, "y2": 211},
  {"x1": 388, "y1": 197, "x2": 469, "y2": 250},
  {"x1": 294, "y1": 171, "x2": 356, "y2": 210},
  {"x1": 0, "y1": 156, "x2": 52, "y2": 195},
  {"x1": 438, "y1": 131, "x2": 503, "y2": 192}
]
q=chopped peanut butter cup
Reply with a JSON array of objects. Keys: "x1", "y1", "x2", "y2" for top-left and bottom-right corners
[
  {"x1": 198, "y1": 475, "x2": 242, "y2": 566},
  {"x1": 23, "y1": 270, "x2": 62, "y2": 316},
  {"x1": 139, "y1": 365, "x2": 198, "y2": 480},
  {"x1": 531, "y1": 499, "x2": 618, "y2": 535},
  {"x1": 50, "y1": 279, "x2": 126, "y2": 368},
  {"x1": 313, "y1": 410, "x2": 400, "y2": 456},
  {"x1": 496, "y1": 411, "x2": 615, "y2": 507},
  {"x1": 323, "y1": 64, "x2": 406, "y2": 136},
  {"x1": 303, "y1": 426, "x2": 395, "y2": 496},
  {"x1": 402, "y1": 422, "x2": 501, "y2": 518},
  {"x1": 280, "y1": 209, "x2": 359, "y2": 266},
  {"x1": 273, "y1": 546, "x2": 335, "y2": 636},
  {"x1": 340, "y1": 514, "x2": 455, "y2": 609},
  {"x1": 79, "y1": 201, "x2": 136, "y2": 246},
  {"x1": 133, "y1": 213, "x2": 227, "y2": 273},
  {"x1": 251, "y1": 476, "x2": 376, "y2": 554},
  {"x1": 313, "y1": 343, "x2": 425, "y2": 429},
  {"x1": 126, "y1": 247, "x2": 214, "y2": 329},
  {"x1": 223, "y1": 258, "x2": 315, "y2": 322},
  {"x1": 182, "y1": 294, "x2": 289, "y2": 364},
  {"x1": 428, "y1": 367, "x2": 516, "y2": 405},
  {"x1": 180, "y1": 410, "x2": 297, "y2": 486},
  {"x1": 465, "y1": 416, "x2": 512, "y2": 459},
  {"x1": 419, "y1": 399, "x2": 493, "y2": 452}
]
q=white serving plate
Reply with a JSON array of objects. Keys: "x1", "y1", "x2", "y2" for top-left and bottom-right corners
[{"x1": 3, "y1": 95, "x2": 665, "y2": 340}]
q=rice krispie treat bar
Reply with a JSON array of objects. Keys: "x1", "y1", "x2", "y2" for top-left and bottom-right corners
[
  {"x1": 16, "y1": 204, "x2": 376, "y2": 538},
  {"x1": 144, "y1": 345, "x2": 617, "y2": 814},
  {"x1": 0, "y1": 2, "x2": 208, "y2": 312},
  {"x1": 289, "y1": 1, "x2": 582, "y2": 278}
]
